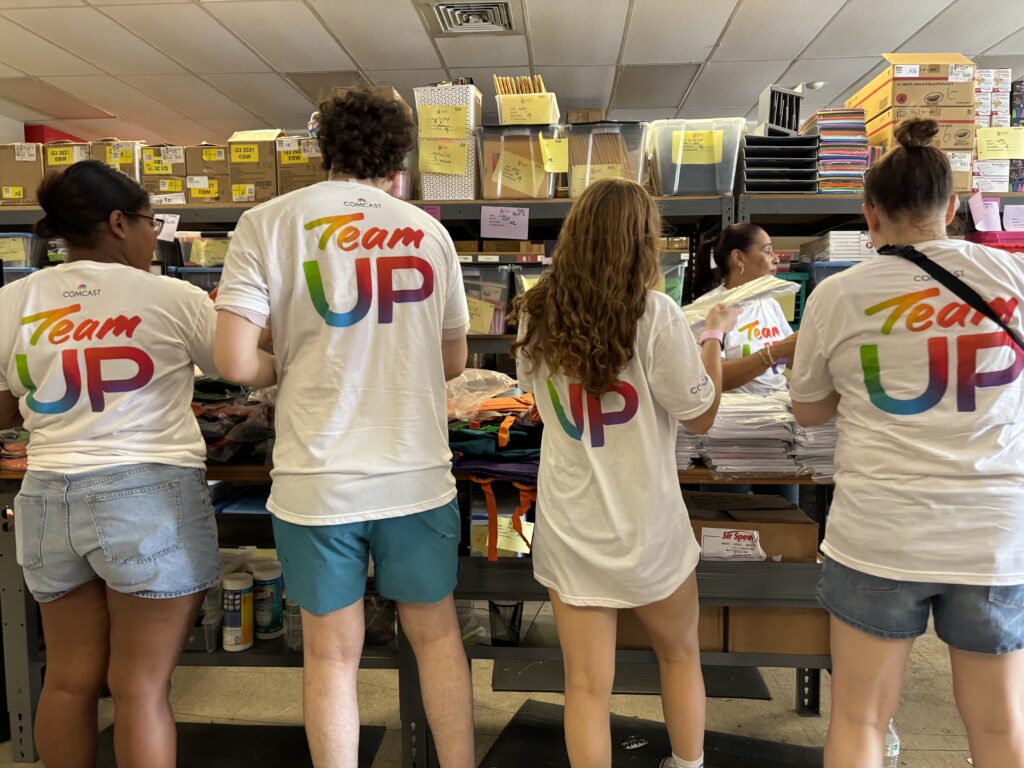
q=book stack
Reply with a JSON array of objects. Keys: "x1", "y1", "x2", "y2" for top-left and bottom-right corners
[
  {"x1": 801, "y1": 108, "x2": 869, "y2": 194},
  {"x1": 698, "y1": 395, "x2": 801, "y2": 478},
  {"x1": 799, "y1": 231, "x2": 876, "y2": 263}
]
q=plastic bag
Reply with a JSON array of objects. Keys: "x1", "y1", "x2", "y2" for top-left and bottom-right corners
[
  {"x1": 684, "y1": 275, "x2": 799, "y2": 333},
  {"x1": 447, "y1": 369, "x2": 517, "y2": 421}
]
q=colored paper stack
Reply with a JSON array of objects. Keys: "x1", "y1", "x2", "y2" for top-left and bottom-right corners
[
  {"x1": 801, "y1": 108, "x2": 869, "y2": 194},
  {"x1": 698, "y1": 395, "x2": 801, "y2": 478}
]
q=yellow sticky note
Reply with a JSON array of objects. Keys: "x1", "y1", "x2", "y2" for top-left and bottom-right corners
[
  {"x1": 203, "y1": 148, "x2": 225, "y2": 162},
  {"x1": 1005, "y1": 127, "x2": 1024, "y2": 159},
  {"x1": 467, "y1": 297, "x2": 496, "y2": 335},
  {"x1": 278, "y1": 149, "x2": 307, "y2": 165},
  {"x1": 501, "y1": 94, "x2": 555, "y2": 124},
  {"x1": 521, "y1": 275, "x2": 541, "y2": 292},
  {"x1": 0, "y1": 239, "x2": 25, "y2": 261},
  {"x1": 538, "y1": 133, "x2": 568, "y2": 173},
  {"x1": 418, "y1": 138, "x2": 468, "y2": 176},
  {"x1": 492, "y1": 151, "x2": 543, "y2": 197},
  {"x1": 158, "y1": 179, "x2": 183, "y2": 193},
  {"x1": 418, "y1": 105, "x2": 467, "y2": 140},
  {"x1": 144, "y1": 159, "x2": 173, "y2": 175},
  {"x1": 1, "y1": 186, "x2": 24, "y2": 200},
  {"x1": 570, "y1": 163, "x2": 622, "y2": 197},
  {"x1": 495, "y1": 517, "x2": 534, "y2": 554},
  {"x1": 977, "y1": 127, "x2": 1010, "y2": 160},
  {"x1": 672, "y1": 130, "x2": 724, "y2": 164},
  {"x1": 231, "y1": 144, "x2": 259, "y2": 163},
  {"x1": 191, "y1": 181, "x2": 219, "y2": 199},
  {"x1": 46, "y1": 147, "x2": 74, "y2": 166}
]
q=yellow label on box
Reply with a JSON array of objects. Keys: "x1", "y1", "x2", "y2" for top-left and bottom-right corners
[
  {"x1": 159, "y1": 179, "x2": 183, "y2": 193},
  {"x1": 144, "y1": 159, "x2": 173, "y2": 175},
  {"x1": 672, "y1": 130, "x2": 724, "y2": 164},
  {"x1": 493, "y1": 151, "x2": 543, "y2": 197},
  {"x1": 203, "y1": 148, "x2": 225, "y2": 162},
  {"x1": 1, "y1": 186, "x2": 24, "y2": 200},
  {"x1": 231, "y1": 144, "x2": 259, "y2": 163},
  {"x1": 105, "y1": 145, "x2": 130, "y2": 164},
  {"x1": 495, "y1": 516, "x2": 534, "y2": 554},
  {"x1": 467, "y1": 297, "x2": 496, "y2": 335},
  {"x1": 278, "y1": 149, "x2": 307, "y2": 165},
  {"x1": 191, "y1": 181, "x2": 219, "y2": 199},
  {"x1": 501, "y1": 94, "x2": 553, "y2": 124},
  {"x1": 418, "y1": 105, "x2": 467, "y2": 140},
  {"x1": 419, "y1": 138, "x2": 468, "y2": 176},
  {"x1": 977, "y1": 126, "x2": 1024, "y2": 160},
  {"x1": 570, "y1": 163, "x2": 622, "y2": 197},
  {"x1": 232, "y1": 183, "x2": 255, "y2": 201},
  {"x1": 538, "y1": 133, "x2": 568, "y2": 173},
  {"x1": 46, "y1": 146, "x2": 75, "y2": 166}
]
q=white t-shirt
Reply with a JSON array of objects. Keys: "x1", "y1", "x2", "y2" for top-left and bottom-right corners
[
  {"x1": 705, "y1": 285, "x2": 792, "y2": 396},
  {"x1": 215, "y1": 180, "x2": 469, "y2": 526},
  {"x1": 517, "y1": 292, "x2": 714, "y2": 607},
  {"x1": 0, "y1": 261, "x2": 217, "y2": 472},
  {"x1": 791, "y1": 240, "x2": 1024, "y2": 585}
]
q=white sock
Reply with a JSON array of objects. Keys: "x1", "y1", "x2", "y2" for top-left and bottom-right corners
[{"x1": 673, "y1": 754, "x2": 704, "y2": 768}]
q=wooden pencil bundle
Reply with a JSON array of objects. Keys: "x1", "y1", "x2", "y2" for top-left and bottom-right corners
[
  {"x1": 567, "y1": 128, "x2": 634, "y2": 181},
  {"x1": 492, "y1": 74, "x2": 547, "y2": 95}
]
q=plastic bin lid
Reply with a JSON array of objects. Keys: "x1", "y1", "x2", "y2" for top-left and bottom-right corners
[
  {"x1": 478, "y1": 123, "x2": 559, "y2": 130},
  {"x1": 566, "y1": 120, "x2": 644, "y2": 127}
]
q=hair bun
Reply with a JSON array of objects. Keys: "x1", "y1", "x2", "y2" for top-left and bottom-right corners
[
  {"x1": 894, "y1": 118, "x2": 939, "y2": 150},
  {"x1": 33, "y1": 214, "x2": 59, "y2": 239}
]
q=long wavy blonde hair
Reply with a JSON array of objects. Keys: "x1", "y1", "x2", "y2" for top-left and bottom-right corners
[{"x1": 511, "y1": 177, "x2": 662, "y2": 395}]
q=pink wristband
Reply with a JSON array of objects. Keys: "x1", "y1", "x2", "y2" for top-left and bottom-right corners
[{"x1": 699, "y1": 329, "x2": 725, "y2": 348}]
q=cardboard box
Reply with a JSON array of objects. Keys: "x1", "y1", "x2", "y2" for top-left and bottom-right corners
[
  {"x1": 727, "y1": 607, "x2": 830, "y2": 656},
  {"x1": 866, "y1": 106, "x2": 976, "y2": 150},
  {"x1": 140, "y1": 145, "x2": 187, "y2": 205},
  {"x1": 944, "y1": 150, "x2": 974, "y2": 192},
  {"x1": 332, "y1": 84, "x2": 412, "y2": 117},
  {"x1": 974, "y1": 159, "x2": 1010, "y2": 177},
  {"x1": 617, "y1": 606, "x2": 725, "y2": 653},
  {"x1": 992, "y1": 92, "x2": 1011, "y2": 116},
  {"x1": 992, "y1": 115, "x2": 1012, "y2": 128},
  {"x1": 227, "y1": 129, "x2": 282, "y2": 204},
  {"x1": 977, "y1": 115, "x2": 993, "y2": 129},
  {"x1": 566, "y1": 109, "x2": 606, "y2": 123},
  {"x1": 976, "y1": 92, "x2": 993, "y2": 114},
  {"x1": 275, "y1": 136, "x2": 327, "y2": 196},
  {"x1": 482, "y1": 240, "x2": 546, "y2": 254},
  {"x1": 185, "y1": 144, "x2": 230, "y2": 203},
  {"x1": 90, "y1": 139, "x2": 141, "y2": 181},
  {"x1": 0, "y1": 143, "x2": 44, "y2": 206},
  {"x1": 846, "y1": 53, "x2": 977, "y2": 121},
  {"x1": 973, "y1": 177, "x2": 1010, "y2": 193},
  {"x1": 43, "y1": 141, "x2": 90, "y2": 174},
  {"x1": 682, "y1": 491, "x2": 819, "y2": 562}
]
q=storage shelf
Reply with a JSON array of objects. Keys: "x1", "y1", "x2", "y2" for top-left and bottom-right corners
[
  {"x1": 467, "y1": 334, "x2": 516, "y2": 354},
  {"x1": 468, "y1": 644, "x2": 830, "y2": 669},
  {"x1": 179, "y1": 635, "x2": 398, "y2": 669}
]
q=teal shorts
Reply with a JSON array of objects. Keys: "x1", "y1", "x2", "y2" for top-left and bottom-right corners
[{"x1": 271, "y1": 500, "x2": 461, "y2": 616}]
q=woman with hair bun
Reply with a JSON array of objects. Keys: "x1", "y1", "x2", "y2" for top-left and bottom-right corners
[{"x1": 791, "y1": 118, "x2": 1024, "y2": 766}]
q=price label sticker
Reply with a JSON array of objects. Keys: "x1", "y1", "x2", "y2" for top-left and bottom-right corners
[
  {"x1": 894, "y1": 64, "x2": 920, "y2": 78},
  {"x1": 159, "y1": 179, "x2": 183, "y2": 193},
  {"x1": 276, "y1": 137, "x2": 300, "y2": 152},
  {"x1": 161, "y1": 146, "x2": 185, "y2": 164},
  {"x1": 300, "y1": 138, "x2": 321, "y2": 158},
  {"x1": 232, "y1": 183, "x2": 256, "y2": 202},
  {"x1": 186, "y1": 175, "x2": 210, "y2": 189},
  {"x1": 14, "y1": 144, "x2": 37, "y2": 162},
  {"x1": 1, "y1": 186, "x2": 24, "y2": 200},
  {"x1": 203, "y1": 147, "x2": 226, "y2": 162},
  {"x1": 948, "y1": 63, "x2": 974, "y2": 83}
]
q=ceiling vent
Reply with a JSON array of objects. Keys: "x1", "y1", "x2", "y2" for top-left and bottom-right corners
[{"x1": 419, "y1": 1, "x2": 520, "y2": 36}]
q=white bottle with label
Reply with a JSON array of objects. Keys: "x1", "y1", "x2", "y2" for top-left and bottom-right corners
[
  {"x1": 222, "y1": 572, "x2": 254, "y2": 652},
  {"x1": 252, "y1": 561, "x2": 284, "y2": 640}
]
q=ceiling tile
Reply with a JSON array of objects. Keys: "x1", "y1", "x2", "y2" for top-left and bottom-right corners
[
  {"x1": 974, "y1": 54, "x2": 1024, "y2": 73},
  {"x1": 146, "y1": 118, "x2": 219, "y2": 145},
  {"x1": 0, "y1": 0, "x2": 83, "y2": 5},
  {"x1": 121, "y1": 74, "x2": 252, "y2": 120},
  {"x1": 450, "y1": 67, "x2": 521, "y2": 112},
  {"x1": 4, "y1": 7, "x2": 184, "y2": 74},
  {"x1": 0, "y1": 17, "x2": 100, "y2": 75},
  {"x1": 43, "y1": 75, "x2": 184, "y2": 122},
  {"x1": 197, "y1": 118, "x2": 272, "y2": 143},
  {"x1": 527, "y1": 0, "x2": 629, "y2": 66},
  {"x1": 310, "y1": 0, "x2": 440, "y2": 70},
  {"x1": 114, "y1": 4, "x2": 270, "y2": 74},
  {"x1": 286, "y1": 71, "x2": 367, "y2": 105},
  {"x1": 0, "y1": 62, "x2": 24, "y2": 78},
  {"x1": 0, "y1": 95, "x2": 51, "y2": 121},
  {"x1": 803, "y1": 0, "x2": 954, "y2": 58},
  {"x1": 203, "y1": 1, "x2": 354, "y2": 73},
  {"x1": 983, "y1": 27, "x2": 1024, "y2": 55},
  {"x1": 258, "y1": 114, "x2": 313, "y2": 133},
  {"x1": 607, "y1": 108, "x2": 677, "y2": 121},
  {"x1": 0, "y1": 78, "x2": 111, "y2": 118},
  {"x1": 204, "y1": 73, "x2": 314, "y2": 120},
  {"x1": 61, "y1": 116, "x2": 167, "y2": 143},
  {"x1": 365, "y1": 68, "x2": 447, "y2": 106},
  {"x1": 437, "y1": 35, "x2": 529, "y2": 69},
  {"x1": 684, "y1": 60, "x2": 791, "y2": 109},
  {"x1": 677, "y1": 106, "x2": 750, "y2": 120},
  {"x1": 88, "y1": 0, "x2": 192, "y2": 4},
  {"x1": 900, "y1": 0, "x2": 1024, "y2": 56},
  {"x1": 713, "y1": 0, "x2": 847, "y2": 62},
  {"x1": 623, "y1": 0, "x2": 738, "y2": 65},
  {"x1": 774, "y1": 57, "x2": 879, "y2": 108},
  {"x1": 534, "y1": 65, "x2": 616, "y2": 109},
  {"x1": 41, "y1": 120, "x2": 102, "y2": 140},
  {"x1": 612, "y1": 64, "x2": 699, "y2": 109},
  {"x1": 834, "y1": 61, "x2": 888, "y2": 106}
]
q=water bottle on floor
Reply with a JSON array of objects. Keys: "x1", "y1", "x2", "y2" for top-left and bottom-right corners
[{"x1": 884, "y1": 719, "x2": 900, "y2": 767}]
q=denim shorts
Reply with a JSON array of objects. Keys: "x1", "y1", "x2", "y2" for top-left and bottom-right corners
[
  {"x1": 272, "y1": 500, "x2": 461, "y2": 616},
  {"x1": 15, "y1": 464, "x2": 221, "y2": 603},
  {"x1": 818, "y1": 557, "x2": 1024, "y2": 655}
]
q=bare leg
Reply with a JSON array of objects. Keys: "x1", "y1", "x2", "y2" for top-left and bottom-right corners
[
  {"x1": 105, "y1": 588, "x2": 205, "y2": 768},
  {"x1": 36, "y1": 580, "x2": 110, "y2": 768},
  {"x1": 549, "y1": 589, "x2": 617, "y2": 768},
  {"x1": 397, "y1": 595, "x2": 474, "y2": 768},
  {"x1": 632, "y1": 575, "x2": 705, "y2": 762},
  {"x1": 824, "y1": 616, "x2": 913, "y2": 768},
  {"x1": 950, "y1": 646, "x2": 1024, "y2": 768},
  {"x1": 301, "y1": 599, "x2": 365, "y2": 768}
]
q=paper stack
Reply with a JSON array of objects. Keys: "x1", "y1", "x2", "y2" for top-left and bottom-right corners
[
  {"x1": 799, "y1": 231, "x2": 876, "y2": 263},
  {"x1": 699, "y1": 394, "x2": 801, "y2": 478},
  {"x1": 791, "y1": 423, "x2": 838, "y2": 482},
  {"x1": 676, "y1": 430, "x2": 703, "y2": 471},
  {"x1": 801, "y1": 108, "x2": 869, "y2": 194}
]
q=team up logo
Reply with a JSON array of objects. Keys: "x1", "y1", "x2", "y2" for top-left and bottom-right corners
[
  {"x1": 737, "y1": 320, "x2": 782, "y2": 357},
  {"x1": 302, "y1": 213, "x2": 433, "y2": 327},
  {"x1": 62, "y1": 283, "x2": 101, "y2": 298},
  {"x1": 16, "y1": 304, "x2": 153, "y2": 414},
  {"x1": 860, "y1": 288, "x2": 1024, "y2": 415},
  {"x1": 546, "y1": 378, "x2": 639, "y2": 448}
]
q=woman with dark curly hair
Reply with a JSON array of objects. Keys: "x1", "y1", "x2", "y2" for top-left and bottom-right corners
[
  {"x1": 214, "y1": 87, "x2": 474, "y2": 767},
  {"x1": 513, "y1": 178, "x2": 737, "y2": 768}
]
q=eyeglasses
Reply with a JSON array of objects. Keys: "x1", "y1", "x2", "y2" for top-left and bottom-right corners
[{"x1": 125, "y1": 211, "x2": 164, "y2": 235}]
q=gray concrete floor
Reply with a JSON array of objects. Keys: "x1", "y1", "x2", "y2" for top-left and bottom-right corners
[{"x1": 0, "y1": 618, "x2": 972, "y2": 767}]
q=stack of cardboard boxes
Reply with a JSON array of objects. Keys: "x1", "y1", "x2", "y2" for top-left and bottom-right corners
[
  {"x1": 973, "y1": 69, "x2": 1014, "y2": 192},
  {"x1": 0, "y1": 143, "x2": 44, "y2": 206},
  {"x1": 185, "y1": 144, "x2": 230, "y2": 204},
  {"x1": 851, "y1": 53, "x2": 977, "y2": 192},
  {"x1": 1012, "y1": 78, "x2": 1024, "y2": 192}
]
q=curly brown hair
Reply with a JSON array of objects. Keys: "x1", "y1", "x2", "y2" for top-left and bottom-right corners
[
  {"x1": 511, "y1": 178, "x2": 662, "y2": 395},
  {"x1": 317, "y1": 87, "x2": 416, "y2": 179}
]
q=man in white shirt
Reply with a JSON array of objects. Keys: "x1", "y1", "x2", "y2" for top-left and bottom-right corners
[{"x1": 213, "y1": 88, "x2": 473, "y2": 767}]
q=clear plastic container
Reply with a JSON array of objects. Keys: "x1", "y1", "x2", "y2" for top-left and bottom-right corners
[
  {"x1": 649, "y1": 118, "x2": 745, "y2": 195},
  {"x1": 462, "y1": 265, "x2": 513, "y2": 335},
  {"x1": 476, "y1": 125, "x2": 560, "y2": 200},
  {"x1": 564, "y1": 121, "x2": 648, "y2": 197},
  {"x1": 0, "y1": 233, "x2": 34, "y2": 267}
]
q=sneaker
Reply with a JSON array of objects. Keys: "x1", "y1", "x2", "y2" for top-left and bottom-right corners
[{"x1": 659, "y1": 759, "x2": 675, "y2": 768}]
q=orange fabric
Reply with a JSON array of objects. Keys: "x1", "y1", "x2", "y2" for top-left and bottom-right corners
[
  {"x1": 478, "y1": 393, "x2": 534, "y2": 414},
  {"x1": 472, "y1": 476, "x2": 500, "y2": 561},
  {"x1": 497, "y1": 415, "x2": 516, "y2": 448},
  {"x1": 511, "y1": 482, "x2": 536, "y2": 552}
]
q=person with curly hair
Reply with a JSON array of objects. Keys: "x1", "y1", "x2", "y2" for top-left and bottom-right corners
[
  {"x1": 213, "y1": 87, "x2": 474, "y2": 767},
  {"x1": 513, "y1": 178, "x2": 738, "y2": 768}
]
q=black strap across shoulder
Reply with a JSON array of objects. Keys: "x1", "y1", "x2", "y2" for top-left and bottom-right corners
[{"x1": 878, "y1": 243, "x2": 1024, "y2": 352}]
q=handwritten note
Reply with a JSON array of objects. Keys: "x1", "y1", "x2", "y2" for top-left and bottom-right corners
[
  {"x1": 418, "y1": 138, "x2": 468, "y2": 175},
  {"x1": 672, "y1": 130, "x2": 724, "y2": 165},
  {"x1": 538, "y1": 132, "x2": 568, "y2": 173},
  {"x1": 467, "y1": 297, "x2": 497, "y2": 335},
  {"x1": 977, "y1": 127, "x2": 1024, "y2": 160},
  {"x1": 570, "y1": 163, "x2": 622, "y2": 197},
  {"x1": 495, "y1": 517, "x2": 534, "y2": 554},
  {"x1": 493, "y1": 152, "x2": 543, "y2": 197},
  {"x1": 155, "y1": 213, "x2": 180, "y2": 242},
  {"x1": 968, "y1": 191, "x2": 1003, "y2": 232},
  {"x1": 481, "y1": 205, "x2": 529, "y2": 240},
  {"x1": 418, "y1": 105, "x2": 467, "y2": 140},
  {"x1": 499, "y1": 94, "x2": 555, "y2": 124},
  {"x1": 1004, "y1": 205, "x2": 1024, "y2": 232}
]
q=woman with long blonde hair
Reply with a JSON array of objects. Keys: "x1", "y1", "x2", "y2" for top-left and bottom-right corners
[{"x1": 513, "y1": 178, "x2": 737, "y2": 768}]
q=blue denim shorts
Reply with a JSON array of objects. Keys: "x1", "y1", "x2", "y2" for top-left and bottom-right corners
[
  {"x1": 15, "y1": 464, "x2": 221, "y2": 603},
  {"x1": 272, "y1": 499, "x2": 461, "y2": 616},
  {"x1": 818, "y1": 557, "x2": 1024, "y2": 655}
]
